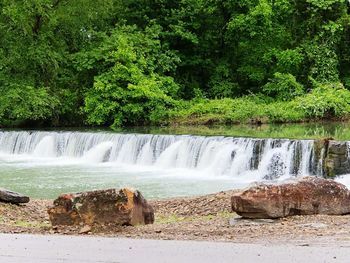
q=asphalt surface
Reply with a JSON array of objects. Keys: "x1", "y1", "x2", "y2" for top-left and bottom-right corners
[{"x1": 0, "y1": 234, "x2": 349, "y2": 263}]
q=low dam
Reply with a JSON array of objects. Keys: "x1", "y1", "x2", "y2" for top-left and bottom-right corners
[{"x1": 0, "y1": 131, "x2": 349, "y2": 198}]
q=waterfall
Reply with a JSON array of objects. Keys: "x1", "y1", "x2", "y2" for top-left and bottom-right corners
[
  {"x1": 0, "y1": 131, "x2": 321, "y2": 179},
  {"x1": 33, "y1": 135, "x2": 56, "y2": 157}
]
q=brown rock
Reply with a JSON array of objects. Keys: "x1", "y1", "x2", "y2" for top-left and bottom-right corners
[
  {"x1": 231, "y1": 177, "x2": 350, "y2": 219},
  {"x1": 48, "y1": 188, "x2": 154, "y2": 226}
]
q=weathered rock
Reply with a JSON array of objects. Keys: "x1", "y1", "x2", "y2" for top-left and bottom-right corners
[
  {"x1": 309, "y1": 139, "x2": 350, "y2": 177},
  {"x1": 324, "y1": 141, "x2": 350, "y2": 177},
  {"x1": 0, "y1": 188, "x2": 30, "y2": 204},
  {"x1": 311, "y1": 139, "x2": 328, "y2": 175},
  {"x1": 231, "y1": 177, "x2": 350, "y2": 219},
  {"x1": 48, "y1": 188, "x2": 154, "y2": 226}
]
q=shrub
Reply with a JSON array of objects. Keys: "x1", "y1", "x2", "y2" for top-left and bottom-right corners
[
  {"x1": 297, "y1": 82, "x2": 350, "y2": 118},
  {"x1": 265, "y1": 101, "x2": 305, "y2": 122},
  {"x1": 263, "y1": 72, "x2": 304, "y2": 101},
  {"x1": 0, "y1": 84, "x2": 59, "y2": 126}
]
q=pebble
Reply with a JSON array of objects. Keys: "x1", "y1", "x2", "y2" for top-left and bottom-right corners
[{"x1": 79, "y1": 225, "x2": 92, "y2": 234}]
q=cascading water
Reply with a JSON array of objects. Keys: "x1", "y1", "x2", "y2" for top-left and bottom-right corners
[
  {"x1": 0, "y1": 131, "x2": 317, "y2": 178},
  {"x1": 0, "y1": 130, "x2": 348, "y2": 199}
]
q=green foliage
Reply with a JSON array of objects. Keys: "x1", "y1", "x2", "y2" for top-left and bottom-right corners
[
  {"x1": 0, "y1": 0, "x2": 350, "y2": 127},
  {"x1": 0, "y1": 85, "x2": 59, "y2": 125},
  {"x1": 80, "y1": 25, "x2": 180, "y2": 127},
  {"x1": 264, "y1": 101, "x2": 306, "y2": 122},
  {"x1": 297, "y1": 82, "x2": 350, "y2": 117},
  {"x1": 263, "y1": 73, "x2": 304, "y2": 101},
  {"x1": 303, "y1": 42, "x2": 340, "y2": 83},
  {"x1": 168, "y1": 96, "x2": 306, "y2": 125},
  {"x1": 274, "y1": 48, "x2": 304, "y2": 75},
  {"x1": 209, "y1": 62, "x2": 240, "y2": 98},
  {"x1": 167, "y1": 82, "x2": 350, "y2": 125}
]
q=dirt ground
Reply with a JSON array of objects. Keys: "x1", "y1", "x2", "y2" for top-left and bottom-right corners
[{"x1": 1, "y1": 190, "x2": 350, "y2": 244}]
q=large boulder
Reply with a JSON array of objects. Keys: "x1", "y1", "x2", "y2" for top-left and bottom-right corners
[
  {"x1": 231, "y1": 177, "x2": 350, "y2": 219},
  {"x1": 0, "y1": 188, "x2": 29, "y2": 204},
  {"x1": 48, "y1": 188, "x2": 154, "y2": 226}
]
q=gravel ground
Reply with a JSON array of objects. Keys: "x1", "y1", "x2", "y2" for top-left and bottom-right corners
[{"x1": 1, "y1": 191, "x2": 350, "y2": 244}]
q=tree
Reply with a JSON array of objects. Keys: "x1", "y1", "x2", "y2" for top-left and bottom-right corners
[{"x1": 77, "y1": 25, "x2": 180, "y2": 127}]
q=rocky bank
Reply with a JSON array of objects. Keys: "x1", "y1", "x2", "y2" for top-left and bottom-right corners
[{"x1": 0, "y1": 190, "x2": 350, "y2": 244}]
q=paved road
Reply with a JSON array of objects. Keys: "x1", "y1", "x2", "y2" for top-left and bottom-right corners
[{"x1": 0, "y1": 234, "x2": 349, "y2": 263}]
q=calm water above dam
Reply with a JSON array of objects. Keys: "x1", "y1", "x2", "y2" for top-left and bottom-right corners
[{"x1": 1, "y1": 124, "x2": 350, "y2": 199}]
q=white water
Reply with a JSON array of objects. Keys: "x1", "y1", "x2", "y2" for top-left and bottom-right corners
[
  {"x1": 0, "y1": 130, "x2": 347, "y2": 198},
  {"x1": 0, "y1": 131, "x2": 317, "y2": 177}
]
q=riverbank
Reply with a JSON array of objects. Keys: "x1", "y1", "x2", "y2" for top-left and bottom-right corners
[
  {"x1": 165, "y1": 84, "x2": 350, "y2": 127},
  {"x1": 1, "y1": 190, "x2": 350, "y2": 244}
]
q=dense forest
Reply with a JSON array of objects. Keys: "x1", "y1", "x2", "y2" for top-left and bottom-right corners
[{"x1": 0, "y1": 0, "x2": 350, "y2": 128}]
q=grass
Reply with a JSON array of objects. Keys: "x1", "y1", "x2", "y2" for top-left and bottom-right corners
[
  {"x1": 13, "y1": 220, "x2": 50, "y2": 229},
  {"x1": 0, "y1": 215, "x2": 50, "y2": 229}
]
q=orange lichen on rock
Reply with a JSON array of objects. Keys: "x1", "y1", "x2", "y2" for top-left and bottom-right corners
[{"x1": 48, "y1": 188, "x2": 154, "y2": 227}]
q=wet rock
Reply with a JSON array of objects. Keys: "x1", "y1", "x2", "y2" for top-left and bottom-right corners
[
  {"x1": 310, "y1": 139, "x2": 329, "y2": 175},
  {"x1": 324, "y1": 141, "x2": 350, "y2": 177},
  {"x1": 231, "y1": 177, "x2": 350, "y2": 219},
  {"x1": 48, "y1": 188, "x2": 154, "y2": 226},
  {"x1": 0, "y1": 188, "x2": 30, "y2": 204},
  {"x1": 310, "y1": 139, "x2": 350, "y2": 177}
]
